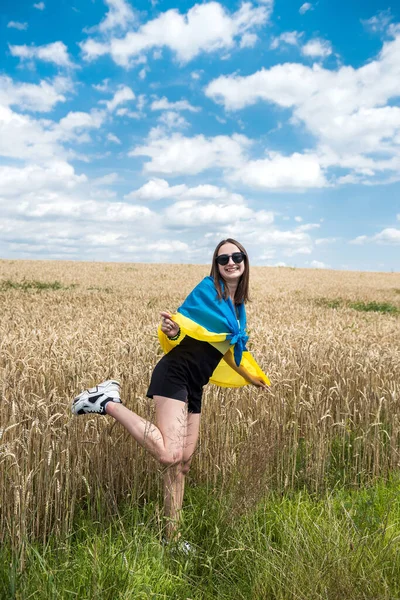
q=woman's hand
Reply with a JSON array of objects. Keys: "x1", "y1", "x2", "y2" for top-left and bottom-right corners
[
  {"x1": 160, "y1": 311, "x2": 180, "y2": 338},
  {"x1": 246, "y1": 374, "x2": 269, "y2": 389},
  {"x1": 223, "y1": 349, "x2": 268, "y2": 389}
]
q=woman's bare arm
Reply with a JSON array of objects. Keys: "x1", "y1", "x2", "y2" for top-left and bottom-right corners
[{"x1": 222, "y1": 348, "x2": 267, "y2": 388}]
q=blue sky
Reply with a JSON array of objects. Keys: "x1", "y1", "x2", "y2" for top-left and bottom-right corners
[{"x1": 0, "y1": 0, "x2": 399, "y2": 271}]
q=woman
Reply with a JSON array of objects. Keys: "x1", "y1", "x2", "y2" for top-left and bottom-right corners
[{"x1": 72, "y1": 239, "x2": 269, "y2": 542}]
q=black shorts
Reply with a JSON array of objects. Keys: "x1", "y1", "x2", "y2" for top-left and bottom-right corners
[
  {"x1": 146, "y1": 336, "x2": 222, "y2": 414},
  {"x1": 146, "y1": 356, "x2": 202, "y2": 413}
]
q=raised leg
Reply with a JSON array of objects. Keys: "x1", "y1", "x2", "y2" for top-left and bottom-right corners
[{"x1": 105, "y1": 396, "x2": 187, "y2": 466}]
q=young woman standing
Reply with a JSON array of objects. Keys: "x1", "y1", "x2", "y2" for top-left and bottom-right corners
[{"x1": 72, "y1": 239, "x2": 269, "y2": 542}]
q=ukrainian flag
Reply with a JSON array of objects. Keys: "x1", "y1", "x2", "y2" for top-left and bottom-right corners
[{"x1": 158, "y1": 276, "x2": 270, "y2": 388}]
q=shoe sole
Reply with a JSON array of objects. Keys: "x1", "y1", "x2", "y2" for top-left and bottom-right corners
[{"x1": 72, "y1": 380, "x2": 121, "y2": 415}]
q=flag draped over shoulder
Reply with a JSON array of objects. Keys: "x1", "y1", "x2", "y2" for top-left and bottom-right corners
[{"x1": 158, "y1": 276, "x2": 270, "y2": 388}]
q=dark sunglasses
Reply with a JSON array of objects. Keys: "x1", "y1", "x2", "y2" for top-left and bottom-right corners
[{"x1": 216, "y1": 252, "x2": 246, "y2": 266}]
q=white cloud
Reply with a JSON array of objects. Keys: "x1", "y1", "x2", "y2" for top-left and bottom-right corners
[
  {"x1": 81, "y1": 2, "x2": 271, "y2": 66},
  {"x1": 123, "y1": 239, "x2": 191, "y2": 257},
  {"x1": 162, "y1": 197, "x2": 274, "y2": 232},
  {"x1": 270, "y1": 31, "x2": 303, "y2": 50},
  {"x1": 164, "y1": 199, "x2": 255, "y2": 227},
  {"x1": 158, "y1": 111, "x2": 189, "y2": 129},
  {"x1": 47, "y1": 109, "x2": 106, "y2": 149},
  {"x1": 258, "y1": 249, "x2": 276, "y2": 260},
  {"x1": 296, "y1": 223, "x2": 320, "y2": 231},
  {"x1": 301, "y1": 38, "x2": 332, "y2": 58},
  {"x1": 97, "y1": 0, "x2": 135, "y2": 33},
  {"x1": 80, "y1": 39, "x2": 109, "y2": 61},
  {"x1": 0, "y1": 105, "x2": 61, "y2": 161},
  {"x1": 121, "y1": 181, "x2": 287, "y2": 257},
  {"x1": 374, "y1": 228, "x2": 400, "y2": 244},
  {"x1": 230, "y1": 152, "x2": 327, "y2": 189},
  {"x1": 294, "y1": 216, "x2": 303, "y2": 222},
  {"x1": 205, "y1": 64, "x2": 318, "y2": 111},
  {"x1": 137, "y1": 94, "x2": 146, "y2": 111},
  {"x1": 9, "y1": 41, "x2": 74, "y2": 68},
  {"x1": 93, "y1": 173, "x2": 119, "y2": 186},
  {"x1": 184, "y1": 184, "x2": 246, "y2": 203},
  {"x1": 0, "y1": 159, "x2": 321, "y2": 264},
  {"x1": 0, "y1": 83, "x2": 289, "y2": 263},
  {"x1": 202, "y1": 217, "x2": 317, "y2": 263},
  {"x1": 255, "y1": 229, "x2": 313, "y2": 256},
  {"x1": 0, "y1": 166, "x2": 155, "y2": 229},
  {"x1": 125, "y1": 178, "x2": 247, "y2": 204},
  {"x1": 150, "y1": 97, "x2": 200, "y2": 112},
  {"x1": 14, "y1": 198, "x2": 153, "y2": 222},
  {"x1": 350, "y1": 228, "x2": 400, "y2": 245},
  {"x1": 33, "y1": 2, "x2": 45, "y2": 9},
  {"x1": 287, "y1": 246, "x2": 312, "y2": 256},
  {"x1": 92, "y1": 202, "x2": 152, "y2": 222},
  {"x1": 92, "y1": 79, "x2": 110, "y2": 92},
  {"x1": 130, "y1": 130, "x2": 327, "y2": 190},
  {"x1": 116, "y1": 107, "x2": 140, "y2": 118},
  {"x1": 101, "y1": 86, "x2": 135, "y2": 111},
  {"x1": 350, "y1": 235, "x2": 368, "y2": 245},
  {"x1": 147, "y1": 240, "x2": 189, "y2": 252},
  {"x1": 0, "y1": 162, "x2": 86, "y2": 197},
  {"x1": 7, "y1": 21, "x2": 29, "y2": 30},
  {"x1": 0, "y1": 99, "x2": 105, "y2": 163},
  {"x1": 126, "y1": 178, "x2": 185, "y2": 201},
  {"x1": 107, "y1": 133, "x2": 121, "y2": 144},
  {"x1": 57, "y1": 110, "x2": 105, "y2": 135},
  {"x1": 0, "y1": 166, "x2": 206, "y2": 262},
  {"x1": 309, "y1": 260, "x2": 330, "y2": 269},
  {"x1": 209, "y1": 216, "x2": 274, "y2": 240},
  {"x1": 85, "y1": 232, "x2": 126, "y2": 246},
  {"x1": 0, "y1": 75, "x2": 72, "y2": 112},
  {"x1": 315, "y1": 237, "x2": 338, "y2": 245},
  {"x1": 299, "y1": 3, "x2": 313, "y2": 15},
  {"x1": 270, "y1": 31, "x2": 330, "y2": 59},
  {"x1": 239, "y1": 33, "x2": 258, "y2": 48},
  {"x1": 205, "y1": 31, "x2": 400, "y2": 184},
  {"x1": 361, "y1": 10, "x2": 392, "y2": 34},
  {"x1": 130, "y1": 130, "x2": 251, "y2": 175}
]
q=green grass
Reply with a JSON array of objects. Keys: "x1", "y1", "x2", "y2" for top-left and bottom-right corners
[
  {"x1": 348, "y1": 300, "x2": 398, "y2": 314},
  {"x1": 2, "y1": 481, "x2": 400, "y2": 600},
  {"x1": 316, "y1": 297, "x2": 398, "y2": 314},
  {"x1": 315, "y1": 297, "x2": 343, "y2": 309},
  {"x1": 0, "y1": 279, "x2": 77, "y2": 292}
]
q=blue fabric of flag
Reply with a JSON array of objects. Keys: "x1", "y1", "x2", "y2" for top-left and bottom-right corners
[{"x1": 177, "y1": 276, "x2": 249, "y2": 366}]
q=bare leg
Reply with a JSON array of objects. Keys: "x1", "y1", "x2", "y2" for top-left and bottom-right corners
[
  {"x1": 163, "y1": 412, "x2": 201, "y2": 540},
  {"x1": 106, "y1": 396, "x2": 187, "y2": 465},
  {"x1": 106, "y1": 397, "x2": 200, "y2": 540}
]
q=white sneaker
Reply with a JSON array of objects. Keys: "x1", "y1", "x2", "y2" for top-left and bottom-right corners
[
  {"x1": 162, "y1": 538, "x2": 196, "y2": 555},
  {"x1": 178, "y1": 540, "x2": 195, "y2": 555},
  {"x1": 71, "y1": 380, "x2": 121, "y2": 415}
]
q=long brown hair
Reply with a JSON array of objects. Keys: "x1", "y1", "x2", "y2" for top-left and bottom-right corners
[{"x1": 209, "y1": 238, "x2": 250, "y2": 304}]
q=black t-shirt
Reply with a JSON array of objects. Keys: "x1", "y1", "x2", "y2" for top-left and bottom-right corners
[{"x1": 162, "y1": 335, "x2": 223, "y2": 389}]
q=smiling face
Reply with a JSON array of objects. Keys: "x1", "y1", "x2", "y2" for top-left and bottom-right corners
[{"x1": 217, "y1": 242, "x2": 246, "y2": 285}]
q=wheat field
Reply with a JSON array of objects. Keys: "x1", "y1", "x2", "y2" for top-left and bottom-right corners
[{"x1": 0, "y1": 259, "x2": 399, "y2": 549}]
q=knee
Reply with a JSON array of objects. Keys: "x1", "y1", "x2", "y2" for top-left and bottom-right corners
[
  {"x1": 158, "y1": 449, "x2": 184, "y2": 467},
  {"x1": 180, "y1": 460, "x2": 192, "y2": 476}
]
